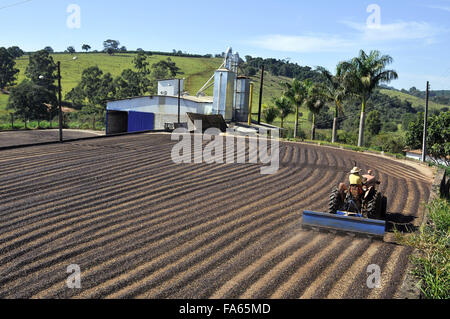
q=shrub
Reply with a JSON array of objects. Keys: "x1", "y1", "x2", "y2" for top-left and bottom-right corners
[
  {"x1": 370, "y1": 133, "x2": 405, "y2": 154},
  {"x1": 382, "y1": 122, "x2": 398, "y2": 132},
  {"x1": 285, "y1": 127, "x2": 306, "y2": 140},
  {"x1": 337, "y1": 130, "x2": 358, "y2": 145}
]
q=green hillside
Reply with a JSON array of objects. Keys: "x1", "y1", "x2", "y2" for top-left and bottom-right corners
[
  {"x1": 1, "y1": 52, "x2": 294, "y2": 117},
  {"x1": 12, "y1": 53, "x2": 223, "y2": 97},
  {"x1": 380, "y1": 89, "x2": 449, "y2": 111}
]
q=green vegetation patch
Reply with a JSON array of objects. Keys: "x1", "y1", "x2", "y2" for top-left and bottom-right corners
[{"x1": 397, "y1": 198, "x2": 450, "y2": 299}]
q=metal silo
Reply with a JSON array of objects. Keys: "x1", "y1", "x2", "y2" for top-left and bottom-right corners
[
  {"x1": 234, "y1": 76, "x2": 251, "y2": 122},
  {"x1": 213, "y1": 69, "x2": 235, "y2": 121}
]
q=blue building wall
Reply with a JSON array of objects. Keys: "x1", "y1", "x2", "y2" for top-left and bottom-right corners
[{"x1": 128, "y1": 111, "x2": 155, "y2": 132}]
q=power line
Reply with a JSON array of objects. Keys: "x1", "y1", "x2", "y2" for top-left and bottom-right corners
[{"x1": 0, "y1": 0, "x2": 33, "y2": 10}]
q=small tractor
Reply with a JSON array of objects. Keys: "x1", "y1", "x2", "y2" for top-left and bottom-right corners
[
  {"x1": 328, "y1": 171, "x2": 387, "y2": 220},
  {"x1": 302, "y1": 170, "x2": 388, "y2": 239}
]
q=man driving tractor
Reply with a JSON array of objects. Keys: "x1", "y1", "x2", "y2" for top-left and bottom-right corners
[
  {"x1": 340, "y1": 167, "x2": 375, "y2": 191},
  {"x1": 335, "y1": 167, "x2": 380, "y2": 216}
]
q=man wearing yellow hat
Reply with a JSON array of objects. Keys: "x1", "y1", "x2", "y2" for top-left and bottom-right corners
[
  {"x1": 349, "y1": 167, "x2": 363, "y2": 186},
  {"x1": 348, "y1": 167, "x2": 365, "y2": 206}
]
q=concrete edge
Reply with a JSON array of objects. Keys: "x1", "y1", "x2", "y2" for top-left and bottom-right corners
[
  {"x1": 397, "y1": 167, "x2": 447, "y2": 299},
  {"x1": 0, "y1": 129, "x2": 167, "y2": 152}
]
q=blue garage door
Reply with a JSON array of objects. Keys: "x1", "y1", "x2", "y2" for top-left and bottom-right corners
[{"x1": 128, "y1": 111, "x2": 155, "y2": 133}]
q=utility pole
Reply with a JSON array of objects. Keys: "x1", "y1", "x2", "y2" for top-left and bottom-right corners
[
  {"x1": 57, "y1": 61, "x2": 63, "y2": 143},
  {"x1": 257, "y1": 65, "x2": 265, "y2": 125},
  {"x1": 178, "y1": 78, "x2": 181, "y2": 124},
  {"x1": 421, "y1": 81, "x2": 430, "y2": 162}
]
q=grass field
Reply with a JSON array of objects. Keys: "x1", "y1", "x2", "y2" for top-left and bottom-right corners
[
  {"x1": 12, "y1": 53, "x2": 223, "y2": 97},
  {"x1": 380, "y1": 89, "x2": 449, "y2": 112}
]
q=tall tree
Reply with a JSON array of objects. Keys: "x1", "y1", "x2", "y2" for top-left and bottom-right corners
[
  {"x1": 66, "y1": 46, "x2": 76, "y2": 54},
  {"x1": 303, "y1": 80, "x2": 326, "y2": 140},
  {"x1": 283, "y1": 79, "x2": 307, "y2": 139},
  {"x1": 337, "y1": 50, "x2": 398, "y2": 147},
  {"x1": 273, "y1": 96, "x2": 294, "y2": 129},
  {"x1": 66, "y1": 86, "x2": 85, "y2": 108},
  {"x1": 103, "y1": 39, "x2": 120, "y2": 55},
  {"x1": 114, "y1": 69, "x2": 149, "y2": 99},
  {"x1": 7, "y1": 46, "x2": 24, "y2": 59},
  {"x1": 25, "y1": 50, "x2": 57, "y2": 92},
  {"x1": 152, "y1": 58, "x2": 182, "y2": 77},
  {"x1": 82, "y1": 44, "x2": 91, "y2": 52},
  {"x1": 0, "y1": 47, "x2": 19, "y2": 90},
  {"x1": 7, "y1": 80, "x2": 57, "y2": 124},
  {"x1": 316, "y1": 66, "x2": 348, "y2": 143},
  {"x1": 406, "y1": 111, "x2": 450, "y2": 165},
  {"x1": 133, "y1": 51, "x2": 150, "y2": 74},
  {"x1": 148, "y1": 58, "x2": 183, "y2": 94},
  {"x1": 78, "y1": 66, "x2": 115, "y2": 107}
]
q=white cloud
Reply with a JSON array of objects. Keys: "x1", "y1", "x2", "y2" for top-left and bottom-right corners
[
  {"x1": 251, "y1": 20, "x2": 446, "y2": 54},
  {"x1": 341, "y1": 20, "x2": 442, "y2": 42},
  {"x1": 251, "y1": 34, "x2": 356, "y2": 53},
  {"x1": 426, "y1": 5, "x2": 450, "y2": 12}
]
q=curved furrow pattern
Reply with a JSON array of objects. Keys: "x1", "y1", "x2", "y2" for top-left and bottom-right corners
[
  {"x1": 35, "y1": 166, "x2": 329, "y2": 298},
  {"x1": 0, "y1": 133, "x2": 433, "y2": 299}
]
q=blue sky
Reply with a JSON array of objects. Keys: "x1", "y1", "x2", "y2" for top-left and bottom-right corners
[{"x1": 1, "y1": 0, "x2": 449, "y2": 90}]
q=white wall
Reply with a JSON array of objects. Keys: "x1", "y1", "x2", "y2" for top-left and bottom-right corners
[
  {"x1": 158, "y1": 79, "x2": 184, "y2": 97},
  {"x1": 106, "y1": 96, "x2": 213, "y2": 130},
  {"x1": 406, "y1": 152, "x2": 448, "y2": 166}
]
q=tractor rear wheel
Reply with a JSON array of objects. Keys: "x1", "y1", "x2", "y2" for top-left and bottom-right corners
[
  {"x1": 367, "y1": 191, "x2": 382, "y2": 220},
  {"x1": 329, "y1": 187, "x2": 343, "y2": 214},
  {"x1": 380, "y1": 195, "x2": 388, "y2": 220}
]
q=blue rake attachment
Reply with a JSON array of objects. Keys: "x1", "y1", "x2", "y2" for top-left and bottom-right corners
[{"x1": 302, "y1": 210, "x2": 386, "y2": 239}]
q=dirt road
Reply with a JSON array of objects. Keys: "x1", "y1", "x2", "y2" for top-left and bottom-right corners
[{"x1": 0, "y1": 133, "x2": 433, "y2": 299}]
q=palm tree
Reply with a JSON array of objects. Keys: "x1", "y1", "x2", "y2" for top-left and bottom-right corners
[
  {"x1": 338, "y1": 50, "x2": 398, "y2": 147},
  {"x1": 303, "y1": 80, "x2": 326, "y2": 140},
  {"x1": 262, "y1": 104, "x2": 280, "y2": 124},
  {"x1": 283, "y1": 79, "x2": 307, "y2": 139},
  {"x1": 273, "y1": 96, "x2": 294, "y2": 129},
  {"x1": 316, "y1": 66, "x2": 348, "y2": 143}
]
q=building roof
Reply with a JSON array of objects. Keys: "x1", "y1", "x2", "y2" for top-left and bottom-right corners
[
  {"x1": 405, "y1": 149, "x2": 450, "y2": 161},
  {"x1": 183, "y1": 95, "x2": 214, "y2": 103},
  {"x1": 405, "y1": 149, "x2": 423, "y2": 155},
  {"x1": 106, "y1": 94, "x2": 213, "y2": 104}
]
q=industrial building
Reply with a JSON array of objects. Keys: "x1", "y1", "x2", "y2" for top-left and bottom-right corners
[{"x1": 105, "y1": 48, "x2": 252, "y2": 135}]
